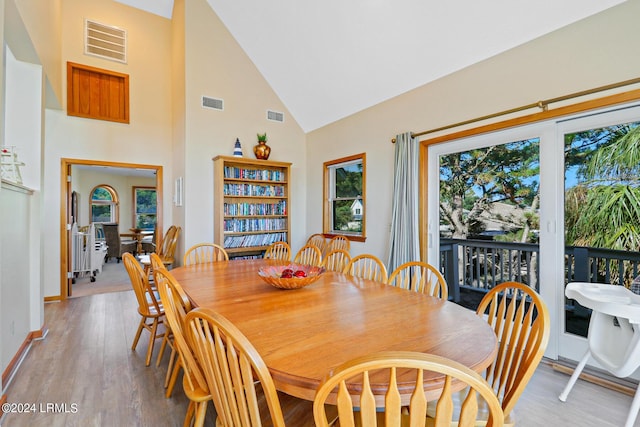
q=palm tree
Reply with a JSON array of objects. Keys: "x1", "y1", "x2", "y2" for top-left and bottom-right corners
[{"x1": 565, "y1": 125, "x2": 640, "y2": 284}]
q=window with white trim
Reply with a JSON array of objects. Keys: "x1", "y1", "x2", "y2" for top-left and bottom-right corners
[
  {"x1": 133, "y1": 186, "x2": 157, "y2": 230},
  {"x1": 90, "y1": 185, "x2": 119, "y2": 223}
]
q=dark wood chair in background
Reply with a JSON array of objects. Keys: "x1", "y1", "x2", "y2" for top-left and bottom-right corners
[{"x1": 103, "y1": 223, "x2": 136, "y2": 262}]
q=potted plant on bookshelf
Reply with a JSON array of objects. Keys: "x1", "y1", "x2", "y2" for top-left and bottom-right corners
[{"x1": 254, "y1": 133, "x2": 271, "y2": 160}]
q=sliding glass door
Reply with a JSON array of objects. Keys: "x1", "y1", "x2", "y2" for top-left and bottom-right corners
[
  {"x1": 557, "y1": 105, "x2": 640, "y2": 363},
  {"x1": 427, "y1": 102, "x2": 640, "y2": 363}
]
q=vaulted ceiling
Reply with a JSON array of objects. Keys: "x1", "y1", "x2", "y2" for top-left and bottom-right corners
[{"x1": 116, "y1": 0, "x2": 627, "y2": 132}]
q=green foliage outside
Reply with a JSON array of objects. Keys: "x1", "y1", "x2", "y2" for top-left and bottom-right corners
[
  {"x1": 332, "y1": 163, "x2": 363, "y2": 232},
  {"x1": 565, "y1": 124, "x2": 640, "y2": 251},
  {"x1": 92, "y1": 187, "x2": 113, "y2": 200},
  {"x1": 91, "y1": 205, "x2": 111, "y2": 222},
  {"x1": 135, "y1": 189, "x2": 157, "y2": 229},
  {"x1": 439, "y1": 138, "x2": 540, "y2": 242}
]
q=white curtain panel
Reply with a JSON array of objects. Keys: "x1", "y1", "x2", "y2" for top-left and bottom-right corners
[{"x1": 387, "y1": 132, "x2": 420, "y2": 273}]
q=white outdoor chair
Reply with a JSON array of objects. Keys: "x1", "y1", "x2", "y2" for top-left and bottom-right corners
[{"x1": 559, "y1": 282, "x2": 640, "y2": 427}]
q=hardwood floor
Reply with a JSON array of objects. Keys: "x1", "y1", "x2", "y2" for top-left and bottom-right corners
[
  {"x1": 70, "y1": 258, "x2": 131, "y2": 298},
  {"x1": 1, "y1": 291, "x2": 215, "y2": 427},
  {"x1": 2, "y1": 289, "x2": 639, "y2": 426}
]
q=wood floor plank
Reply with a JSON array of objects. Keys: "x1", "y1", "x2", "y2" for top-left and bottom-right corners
[{"x1": 1, "y1": 291, "x2": 214, "y2": 427}]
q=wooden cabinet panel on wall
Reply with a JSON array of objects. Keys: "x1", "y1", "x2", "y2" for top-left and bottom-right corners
[{"x1": 67, "y1": 62, "x2": 129, "y2": 123}]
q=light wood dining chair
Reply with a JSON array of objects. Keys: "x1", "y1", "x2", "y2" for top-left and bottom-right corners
[
  {"x1": 293, "y1": 244, "x2": 323, "y2": 266},
  {"x1": 427, "y1": 281, "x2": 550, "y2": 426},
  {"x1": 141, "y1": 225, "x2": 181, "y2": 275},
  {"x1": 263, "y1": 241, "x2": 292, "y2": 261},
  {"x1": 306, "y1": 233, "x2": 328, "y2": 255},
  {"x1": 387, "y1": 261, "x2": 448, "y2": 300},
  {"x1": 185, "y1": 307, "x2": 319, "y2": 426},
  {"x1": 154, "y1": 266, "x2": 211, "y2": 427},
  {"x1": 313, "y1": 350, "x2": 504, "y2": 427},
  {"x1": 327, "y1": 235, "x2": 350, "y2": 253},
  {"x1": 343, "y1": 253, "x2": 388, "y2": 283},
  {"x1": 122, "y1": 252, "x2": 165, "y2": 366},
  {"x1": 183, "y1": 242, "x2": 229, "y2": 266},
  {"x1": 151, "y1": 253, "x2": 187, "y2": 397},
  {"x1": 321, "y1": 249, "x2": 352, "y2": 273}
]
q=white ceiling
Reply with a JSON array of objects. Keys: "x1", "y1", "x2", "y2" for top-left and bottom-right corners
[{"x1": 117, "y1": 0, "x2": 627, "y2": 132}]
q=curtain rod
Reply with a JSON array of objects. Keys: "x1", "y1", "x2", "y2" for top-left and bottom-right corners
[{"x1": 391, "y1": 76, "x2": 640, "y2": 143}]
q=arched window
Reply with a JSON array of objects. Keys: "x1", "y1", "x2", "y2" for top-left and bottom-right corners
[{"x1": 90, "y1": 185, "x2": 119, "y2": 223}]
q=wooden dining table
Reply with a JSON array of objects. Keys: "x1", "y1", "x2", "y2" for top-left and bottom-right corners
[
  {"x1": 120, "y1": 229, "x2": 153, "y2": 254},
  {"x1": 170, "y1": 258, "x2": 498, "y2": 404}
]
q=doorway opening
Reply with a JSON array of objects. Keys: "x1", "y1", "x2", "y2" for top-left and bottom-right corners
[{"x1": 60, "y1": 158, "x2": 163, "y2": 299}]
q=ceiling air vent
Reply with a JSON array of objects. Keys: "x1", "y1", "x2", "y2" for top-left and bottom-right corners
[
  {"x1": 202, "y1": 96, "x2": 224, "y2": 111},
  {"x1": 85, "y1": 20, "x2": 127, "y2": 63},
  {"x1": 267, "y1": 110, "x2": 284, "y2": 123}
]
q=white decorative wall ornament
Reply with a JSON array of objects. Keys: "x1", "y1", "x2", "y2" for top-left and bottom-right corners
[
  {"x1": 1, "y1": 146, "x2": 24, "y2": 184},
  {"x1": 174, "y1": 177, "x2": 183, "y2": 207}
]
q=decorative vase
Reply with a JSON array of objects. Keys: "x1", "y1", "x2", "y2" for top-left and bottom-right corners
[{"x1": 254, "y1": 141, "x2": 271, "y2": 160}]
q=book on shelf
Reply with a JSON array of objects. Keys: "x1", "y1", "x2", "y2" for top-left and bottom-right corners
[
  {"x1": 223, "y1": 232, "x2": 287, "y2": 249},
  {"x1": 224, "y1": 218, "x2": 287, "y2": 232},
  {"x1": 223, "y1": 166, "x2": 284, "y2": 182},
  {"x1": 223, "y1": 201, "x2": 286, "y2": 216},
  {"x1": 223, "y1": 183, "x2": 285, "y2": 197}
]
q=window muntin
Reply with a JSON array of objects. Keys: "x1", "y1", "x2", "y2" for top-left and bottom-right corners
[
  {"x1": 133, "y1": 186, "x2": 157, "y2": 230},
  {"x1": 324, "y1": 153, "x2": 366, "y2": 239},
  {"x1": 90, "y1": 185, "x2": 119, "y2": 223}
]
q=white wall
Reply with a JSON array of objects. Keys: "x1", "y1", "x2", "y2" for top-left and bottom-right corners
[
  {"x1": 4, "y1": 46, "x2": 41, "y2": 189},
  {"x1": 306, "y1": 0, "x2": 640, "y2": 263},
  {"x1": 0, "y1": 183, "x2": 33, "y2": 374},
  {"x1": 41, "y1": 0, "x2": 173, "y2": 297},
  {"x1": 180, "y1": 0, "x2": 308, "y2": 256},
  {"x1": 1, "y1": 14, "x2": 44, "y2": 386}
]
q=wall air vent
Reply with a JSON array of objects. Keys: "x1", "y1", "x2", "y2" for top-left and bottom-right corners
[
  {"x1": 202, "y1": 96, "x2": 224, "y2": 111},
  {"x1": 267, "y1": 110, "x2": 284, "y2": 123},
  {"x1": 85, "y1": 20, "x2": 127, "y2": 63}
]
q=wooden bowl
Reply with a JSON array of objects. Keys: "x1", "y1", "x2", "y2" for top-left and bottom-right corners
[{"x1": 258, "y1": 263, "x2": 325, "y2": 289}]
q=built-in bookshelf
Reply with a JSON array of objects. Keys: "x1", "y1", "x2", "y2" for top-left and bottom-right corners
[{"x1": 213, "y1": 155, "x2": 291, "y2": 258}]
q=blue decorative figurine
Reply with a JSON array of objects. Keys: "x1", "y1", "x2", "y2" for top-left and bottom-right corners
[{"x1": 233, "y1": 138, "x2": 243, "y2": 157}]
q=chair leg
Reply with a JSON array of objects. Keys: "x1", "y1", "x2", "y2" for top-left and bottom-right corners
[
  {"x1": 131, "y1": 317, "x2": 146, "y2": 351},
  {"x1": 157, "y1": 325, "x2": 172, "y2": 367},
  {"x1": 145, "y1": 318, "x2": 159, "y2": 366},
  {"x1": 193, "y1": 401, "x2": 208, "y2": 427},
  {"x1": 184, "y1": 401, "x2": 196, "y2": 427},
  {"x1": 559, "y1": 349, "x2": 591, "y2": 401},
  {"x1": 166, "y1": 358, "x2": 183, "y2": 398},
  {"x1": 164, "y1": 345, "x2": 178, "y2": 387}
]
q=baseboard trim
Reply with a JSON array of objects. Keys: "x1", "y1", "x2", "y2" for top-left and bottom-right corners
[
  {"x1": 1, "y1": 326, "x2": 46, "y2": 392},
  {"x1": 0, "y1": 393, "x2": 7, "y2": 416},
  {"x1": 549, "y1": 359, "x2": 638, "y2": 396}
]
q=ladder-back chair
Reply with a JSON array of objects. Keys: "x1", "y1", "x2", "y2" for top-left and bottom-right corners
[
  {"x1": 293, "y1": 244, "x2": 323, "y2": 267},
  {"x1": 327, "y1": 235, "x2": 350, "y2": 253},
  {"x1": 123, "y1": 252, "x2": 165, "y2": 366},
  {"x1": 427, "y1": 281, "x2": 550, "y2": 426},
  {"x1": 185, "y1": 308, "x2": 318, "y2": 426},
  {"x1": 183, "y1": 242, "x2": 229, "y2": 266},
  {"x1": 322, "y1": 249, "x2": 352, "y2": 273},
  {"x1": 155, "y1": 266, "x2": 210, "y2": 426},
  {"x1": 343, "y1": 254, "x2": 388, "y2": 283},
  {"x1": 264, "y1": 241, "x2": 292, "y2": 261},
  {"x1": 387, "y1": 261, "x2": 448, "y2": 300},
  {"x1": 314, "y1": 351, "x2": 504, "y2": 427}
]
